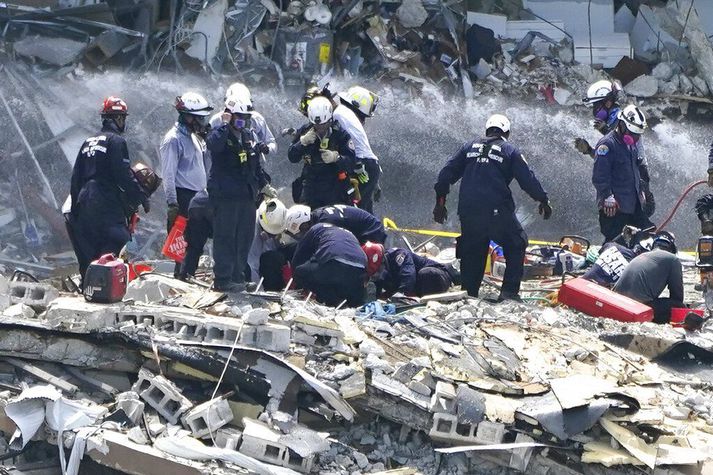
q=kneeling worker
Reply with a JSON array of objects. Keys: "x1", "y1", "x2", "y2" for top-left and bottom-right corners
[
  {"x1": 284, "y1": 203, "x2": 386, "y2": 244},
  {"x1": 612, "y1": 231, "x2": 684, "y2": 324},
  {"x1": 291, "y1": 223, "x2": 367, "y2": 307},
  {"x1": 433, "y1": 114, "x2": 551, "y2": 301}
]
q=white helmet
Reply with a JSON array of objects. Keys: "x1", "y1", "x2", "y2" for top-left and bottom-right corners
[
  {"x1": 617, "y1": 105, "x2": 647, "y2": 134},
  {"x1": 175, "y1": 92, "x2": 213, "y2": 116},
  {"x1": 485, "y1": 114, "x2": 510, "y2": 134},
  {"x1": 583, "y1": 79, "x2": 621, "y2": 105},
  {"x1": 339, "y1": 86, "x2": 379, "y2": 117},
  {"x1": 225, "y1": 82, "x2": 252, "y2": 108},
  {"x1": 307, "y1": 96, "x2": 333, "y2": 125},
  {"x1": 225, "y1": 94, "x2": 252, "y2": 115},
  {"x1": 258, "y1": 199, "x2": 287, "y2": 235},
  {"x1": 285, "y1": 205, "x2": 312, "y2": 235}
]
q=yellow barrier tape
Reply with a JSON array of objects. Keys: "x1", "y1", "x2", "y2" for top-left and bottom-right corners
[{"x1": 383, "y1": 217, "x2": 558, "y2": 246}]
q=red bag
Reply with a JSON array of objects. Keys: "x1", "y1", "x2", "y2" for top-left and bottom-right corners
[{"x1": 162, "y1": 215, "x2": 188, "y2": 262}]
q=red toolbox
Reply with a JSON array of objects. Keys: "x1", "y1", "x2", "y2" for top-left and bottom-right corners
[{"x1": 558, "y1": 277, "x2": 653, "y2": 323}]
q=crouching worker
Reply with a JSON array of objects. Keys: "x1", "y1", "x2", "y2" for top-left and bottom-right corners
[
  {"x1": 612, "y1": 232, "x2": 685, "y2": 324},
  {"x1": 283, "y1": 203, "x2": 386, "y2": 244},
  {"x1": 364, "y1": 244, "x2": 455, "y2": 298},
  {"x1": 247, "y1": 198, "x2": 288, "y2": 289},
  {"x1": 179, "y1": 189, "x2": 212, "y2": 280},
  {"x1": 291, "y1": 223, "x2": 367, "y2": 307}
]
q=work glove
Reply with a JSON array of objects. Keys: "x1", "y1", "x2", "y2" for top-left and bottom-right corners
[
  {"x1": 433, "y1": 197, "x2": 447, "y2": 224},
  {"x1": 260, "y1": 183, "x2": 278, "y2": 199},
  {"x1": 538, "y1": 200, "x2": 552, "y2": 220},
  {"x1": 167, "y1": 203, "x2": 180, "y2": 231},
  {"x1": 142, "y1": 198, "x2": 151, "y2": 213},
  {"x1": 602, "y1": 195, "x2": 618, "y2": 218},
  {"x1": 300, "y1": 129, "x2": 318, "y2": 146},
  {"x1": 354, "y1": 162, "x2": 369, "y2": 184},
  {"x1": 320, "y1": 149, "x2": 339, "y2": 164},
  {"x1": 374, "y1": 185, "x2": 382, "y2": 202},
  {"x1": 574, "y1": 138, "x2": 593, "y2": 156},
  {"x1": 621, "y1": 225, "x2": 640, "y2": 244},
  {"x1": 281, "y1": 127, "x2": 296, "y2": 137},
  {"x1": 708, "y1": 170, "x2": 713, "y2": 187},
  {"x1": 258, "y1": 142, "x2": 271, "y2": 155},
  {"x1": 593, "y1": 119, "x2": 607, "y2": 133}
]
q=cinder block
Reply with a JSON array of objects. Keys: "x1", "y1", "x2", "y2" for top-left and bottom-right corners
[
  {"x1": 428, "y1": 412, "x2": 479, "y2": 445},
  {"x1": 203, "y1": 318, "x2": 242, "y2": 345},
  {"x1": 116, "y1": 310, "x2": 159, "y2": 327},
  {"x1": 181, "y1": 397, "x2": 234, "y2": 438},
  {"x1": 2, "y1": 303, "x2": 35, "y2": 319},
  {"x1": 8, "y1": 282, "x2": 58, "y2": 311},
  {"x1": 155, "y1": 313, "x2": 206, "y2": 341},
  {"x1": 239, "y1": 418, "x2": 315, "y2": 473},
  {"x1": 215, "y1": 427, "x2": 243, "y2": 450},
  {"x1": 476, "y1": 420, "x2": 506, "y2": 443},
  {"x1": 429, "y1": 381, "x2": 457, "y2": 413},
  {"x1": 239, "y1": 323, "x2": 290, "y2": 352},
  {"x1": 45, "y1": 297, "x2": 117, "y2": 331},
  {"x1": 132, "y1": 368, "x2": 193, "y2": 424},
  {"x1": 115, "y1": 391, "x2": 145, "y2": 424}
]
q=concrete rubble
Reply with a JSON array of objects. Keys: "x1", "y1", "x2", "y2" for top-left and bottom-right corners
[{"x1": 0, "y1": 263, "x2": 710, "y2": 474}]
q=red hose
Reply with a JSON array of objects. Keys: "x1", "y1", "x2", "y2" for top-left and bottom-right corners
[{"x1": 656, "y1": 180, "x2": 707, "y2": 232}]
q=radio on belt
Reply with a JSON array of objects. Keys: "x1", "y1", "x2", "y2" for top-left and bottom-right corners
[
  {"x1": 558, "y1": 277, "x2": 653, "y2": 323},
  {"x1": 83, "y1": 253, "x2": 128, "y2": 303}
]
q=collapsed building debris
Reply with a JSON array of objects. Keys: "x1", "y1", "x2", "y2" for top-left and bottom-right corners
[{"x1": 0, "y1": 261, "x2": 710, "y2": 474}]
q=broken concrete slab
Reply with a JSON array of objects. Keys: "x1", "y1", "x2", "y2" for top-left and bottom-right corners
[
  {"x1": 624, "y1": 75, "x2": 659, "y2": 97},
  {"x1": 12, "y1": 36, "x2": 87, "y2": 66}
]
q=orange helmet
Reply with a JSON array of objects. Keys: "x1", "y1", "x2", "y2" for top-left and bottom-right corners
[
  {"x1": 101, "y1": 96, "x2": 128, "y2": 115},
  {"x1": 362, "y1": 241, "x2": 385, "y2": 276}
]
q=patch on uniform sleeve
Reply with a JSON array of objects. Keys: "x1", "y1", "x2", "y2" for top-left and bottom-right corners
[
  {"x1": 596, "y1": 145, "x2": 609, "y2": 156},
  {"x1": 396, "y1": 254, "x2": 405, "y2": 266}
]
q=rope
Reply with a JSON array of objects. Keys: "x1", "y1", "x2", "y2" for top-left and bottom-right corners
[{"x1": 656, "y1": 179, "x2": 706, "y2": 232}]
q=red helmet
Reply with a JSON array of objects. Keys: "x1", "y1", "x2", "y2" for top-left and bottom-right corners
[
  {"x1": 101, "y1": 96, "x2": 128, "y2": 115},
  {"x1": 362, "y1": 241, "x2": 385, "y2": 276}
]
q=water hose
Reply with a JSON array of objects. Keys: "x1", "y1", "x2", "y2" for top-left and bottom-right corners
[{"x1": 656, "y1": 180, "x2": 707, "y2": 232}]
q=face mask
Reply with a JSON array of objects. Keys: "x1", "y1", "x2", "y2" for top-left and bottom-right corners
[
  {"x1": 232, "y1": 117, "x2": 251, "y2": 129},
  {"x1": 622, "y1": 133, "x2": 638, "y2": 146},
  {"x1": 594, "y1": 107, "x2": 609, "y2": 121}
]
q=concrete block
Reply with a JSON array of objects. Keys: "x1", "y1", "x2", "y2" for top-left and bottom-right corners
[
  {"x1": 155, "y1": 313, "x2": 207, "y2": 341},
  {"x1": 240, "y1": 323, "x2": 290, "y2": 352},
  {"x1": 116, "y1": 391, "x2": 145, "y2": 424},
  {"x1": 44, "y1": 296, "x2": 117, "y2": 331},
  {"x1": 8, "y1": 282, "x2": 58, "y2": 311},
  {"x1": 2, "y1": 303, "x2": 36, "y2": 319},
  {"x1": 132, "y1": 368, "x2": 192, "y2": 424},
  {"x1": 476, "y1": 420, "x2": 506, "y2": 443},
  {"x1": 215, "y1": 427, "x2": 243, "y2": 450},
  {"x1": 181, "y1": 397, "x2": 233, "y2": 438},
  {"x1": 429, "y1": 381, "x2": 456, "y2": 413},
  {"x1": 117, "y1": 309, "x2": 161, "y2": 328},
  {"x1": 243, "y1": 308, "x2": 269, "y2": 325},
  {"x1": 239, "y1": 418, "x2": 315, "y2": 473},
  {"x1": 203, "y1": 318, "x2": 242, "y2": 345},
  {"x1": 428, "y1": 412, "x2": 479, "y2": 445}
]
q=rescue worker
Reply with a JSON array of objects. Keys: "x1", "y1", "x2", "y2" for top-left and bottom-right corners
[
  {"x1": 334, "y1": 86, "x2": 380, "y2": 213},
  {"x1": 574, "y1": 80, "x2": 622, "y2": 157},
  {"x1": 284, "y1": 203, "x2": 387, "y2": 244},
  {"x1": 613, "y1": 231, "x2": 684, "y2": 324},
  {"x1": 366, "y1": 244, "x2": 455, "y2": 298},
  {"x1": 160, "y1": 92, "x2": 213, "y2": 276},
  {"x1": 592, "y1": 104, "x2": 653, "y2": 243},
  {"x1": 287, "y1": 97, "x2": 357, "y2": 208},
  {"x1": 178, "y1": 189, "x2": 211, "y2": 280},
  {"x1": 207, "y1": 92, "x2": 271, "y2": 292},
  {"x1": 209, "y1": 82, "x2": 277, "y2": 157},
  {"x1": 247, "y1": 198, "x2": 288, "y2": 284},
  {"x1": 291, "y1": 223, "x2": 367, "y2": 307},
  {"x1": 69, "y1": 97, "x2": 155, "y2": 280},
  {"x1": 434, "y1": 114, "x2": 552, "y2": 301}
]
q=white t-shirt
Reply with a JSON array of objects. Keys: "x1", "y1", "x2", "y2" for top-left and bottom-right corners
[{"x1": 333, "y1": 105, "x2": 377, "y2": 161}]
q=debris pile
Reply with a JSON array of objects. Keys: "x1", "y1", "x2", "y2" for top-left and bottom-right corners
[
  {"x1": 2, "y1": 1, "x2": 713, "y2": 104},
  {"x1": 0, "y1": 269, "x2": 712, "y2": 473}
]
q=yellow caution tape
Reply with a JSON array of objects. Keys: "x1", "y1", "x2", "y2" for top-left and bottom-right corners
[{"x1": 383, "y1": 217, "x2": 558, "y2": 246}]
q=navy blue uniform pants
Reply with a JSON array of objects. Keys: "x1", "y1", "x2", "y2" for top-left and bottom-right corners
[
  {"x1": 599, "y1": 203, "x2": 654, "y2": 244},
  {"x1": 294, "y1": 259, "x2": 366, "y2": 307},
  {"x1": 180, "y1": 210, "x2": 212, "y2": 279},
  {"x1": 211, "y1": 197, "x2": 256, "y2": 287},
  {"x1": 69, "y1": 207, "x2": 129, "y2": 282},
  {"x1": 357, "y1": 159, "x2": 381, "y2": 215},
  {"x1": 458, "y1": 211, "x2": 527, "y2": 298},
  {"x1": 171, "y1": 187, "x2": 197, "y2": 277}
]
